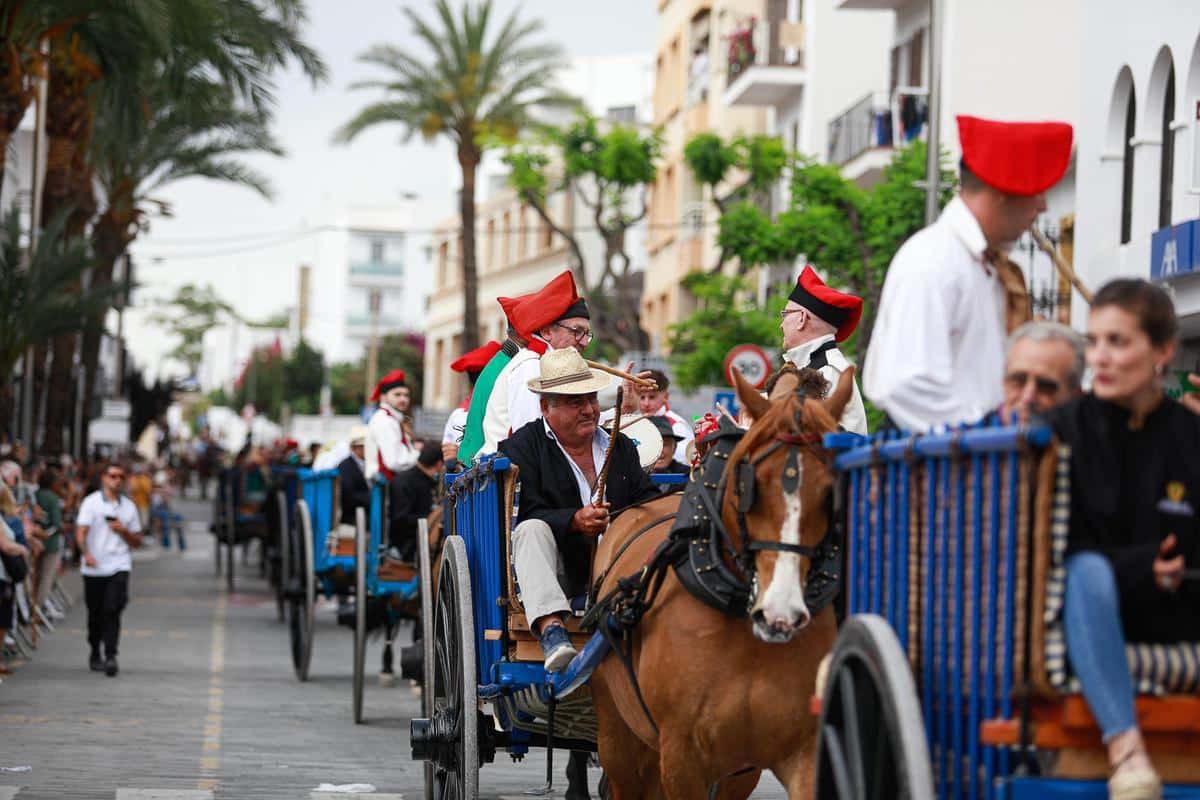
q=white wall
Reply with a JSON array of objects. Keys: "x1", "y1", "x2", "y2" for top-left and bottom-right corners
[{"x1": 1075, "y1": 2, "x2": 1200, "y2": 327}]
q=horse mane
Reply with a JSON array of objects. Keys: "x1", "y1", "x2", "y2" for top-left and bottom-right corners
[{"x1": 727, "y1": 367, "x2": 838, "y2": 469}]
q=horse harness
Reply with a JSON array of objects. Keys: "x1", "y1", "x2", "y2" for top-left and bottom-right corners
[{"x1": 582, "y1": 392, "x2": 845, "y2": 733}]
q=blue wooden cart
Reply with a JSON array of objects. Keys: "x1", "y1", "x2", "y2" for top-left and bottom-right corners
[
  {"x1": 409, "y1": 455, "x2": 687, "y2": 797},
  {"x1": 816, "y1": 419, "x2": 1200, "y2": 799},
  {"x1": 287, "y1": 468, "x2": 423, "y2": 723}
]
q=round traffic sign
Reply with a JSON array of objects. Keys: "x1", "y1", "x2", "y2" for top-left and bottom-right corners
[{"x1": 723, "y1": 344, "x2": 772, "y2": 389}]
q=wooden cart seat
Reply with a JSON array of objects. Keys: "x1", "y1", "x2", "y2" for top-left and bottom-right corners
[{"x1": 505, "y1": 612, "x2": 592, "y2": 663}]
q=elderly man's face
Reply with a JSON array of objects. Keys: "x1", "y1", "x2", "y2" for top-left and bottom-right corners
[
  {"x1": 543, "y1": 392, "x2": 600, "y2": 444},
  {"x1": 1001, "y1": 337, "x2": 1078, "y2": 418},
  {"x1": 542, "y1": 316, "x2": 592, "y2": 354}
]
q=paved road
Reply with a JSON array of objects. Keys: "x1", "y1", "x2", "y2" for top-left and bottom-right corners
[{"x1": 0, "y1": 496, "x2": 788, "y2": 799}]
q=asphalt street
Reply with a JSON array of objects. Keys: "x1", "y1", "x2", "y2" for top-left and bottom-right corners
[{"x1": 0, "y1": 495, "x2": 787, "y2": 799}]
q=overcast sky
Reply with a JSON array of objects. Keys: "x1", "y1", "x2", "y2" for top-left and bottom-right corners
[{"x1": 126, "y1": 0, "x2": 657, "y2": 377}]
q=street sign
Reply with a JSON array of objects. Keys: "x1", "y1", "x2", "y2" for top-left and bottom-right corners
[
  {"x1": 713, "y1": 390, "x2": 741, "y2": 418},
  {"x1": 723, "y1": 344, "x2": 772, "y2": 389}
]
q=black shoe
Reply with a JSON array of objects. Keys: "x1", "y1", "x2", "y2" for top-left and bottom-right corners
[
  {"x1": 89, "y1": 653, "x2": 104, "y2": 672},
  {"x1": 104, "y1": 656, "x2": 118, "y2": 677}
]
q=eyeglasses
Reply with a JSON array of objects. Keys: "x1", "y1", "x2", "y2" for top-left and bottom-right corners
[
  {"x1": 1003, "y1": 371, "x2": 1062, "y2": 397},
  {"x1": 553, "y1": 322, "x2": 594, "y2": 344},
  {"x1": 779, "y1": 308, "x2": 806, "y2": 320}
]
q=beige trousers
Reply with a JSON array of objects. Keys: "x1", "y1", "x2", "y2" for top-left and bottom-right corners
[{"x1": 512, "y1": 519, "x2": 571, "y2": 626}]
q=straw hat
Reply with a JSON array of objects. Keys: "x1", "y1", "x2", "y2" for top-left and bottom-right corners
[
  {"x1": 348, "y1": 425, "x2": 369, "y2": 446},
  {"x1": 526, "y1": 348, "x2": 611, "y2": 395}
]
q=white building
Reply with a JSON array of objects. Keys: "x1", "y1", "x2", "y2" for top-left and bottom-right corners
[
  {"x1": 1074, "y1": 2, "x2": 1200, "y2": 372},
  {"x1": 305, "y1": 204, "x2": 422, "y2": 365},
  {"x1": 199, "y1": 320, "x2": 294, "y2": 395}
]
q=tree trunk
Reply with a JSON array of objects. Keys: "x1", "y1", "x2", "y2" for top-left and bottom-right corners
[
  {"x1": 0, "y1": 49, "x2": 36, "y2": 212},
  {"x1": 0, "y1": 379, "x2": 13, "y2": 442},
  {"x1": 40, "y1": 46, "x2": 97, "y2": 455},
  {"x1": 81, "y1": 209, "x2": 132, "y2": 453},
  {"x1": 458, "y1": 142, "x2": 480, "y2": 353}
]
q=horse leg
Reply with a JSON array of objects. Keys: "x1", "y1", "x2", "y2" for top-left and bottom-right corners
[
  {"x1": 775, "y1": 744, "x2": 815, "y2": 799},
  {"x1": 658, "y1": 736, "x2": 715, "y2": 800},
  {"x1": 592, "y1": 681, "x2": 663, "y2": 799}
]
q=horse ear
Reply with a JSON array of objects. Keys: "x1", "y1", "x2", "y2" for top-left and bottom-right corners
[
  {"x1": 825, "y1": 366, "x2": 856, "y2": 422},
  {"x1": 733, "y1": 368, "x2": 770, "y2": 422}
]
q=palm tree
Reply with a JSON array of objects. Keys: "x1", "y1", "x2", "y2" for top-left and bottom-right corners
[
  {"x1": 35, "y1": 0, "x2": 325, "y2": 453},
  {"x1": 336, "y1": 0, "x2": 574, "y2": 353},
  {"x1": 0, "y1": 208, "x2": 120, "y2": 440},
  {"x1": 78, "y1": 67, "x2": 282, "y2": 447}
]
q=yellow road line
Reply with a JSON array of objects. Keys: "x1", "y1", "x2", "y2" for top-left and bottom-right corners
[{"x1": 198, "y1": 581, "x2": 227, "y2": 791}]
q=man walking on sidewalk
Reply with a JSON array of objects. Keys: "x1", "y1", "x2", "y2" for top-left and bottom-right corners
[{"x1": 76, "y1": 465, "x2": 143, "y2": 676}]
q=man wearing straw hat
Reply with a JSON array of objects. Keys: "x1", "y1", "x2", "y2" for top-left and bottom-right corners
[{"x1": 499, "y1": 348, "x2": 660, "y2": 671}]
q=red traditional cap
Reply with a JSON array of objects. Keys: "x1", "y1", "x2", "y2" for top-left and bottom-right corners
[
  {"x1": 956, "y1": 115, "x2": 1073, "y2": 196},
  {"x1": 450, "y1": 341, "x2": 501, "y2": 374},
  {"x1": 369, "y1": 368, "x2": 407, "y2": 402},
  {"x1": 497, "y1": 271, "x2": 584, "y2": 339},
  {"x1": 788, "y1": 266, "x2": 863, "y2": 343}
]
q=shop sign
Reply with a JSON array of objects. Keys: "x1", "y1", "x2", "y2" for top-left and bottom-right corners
[{"x1": 1150, "y1": 219, "x2": 1199, "y2": 280}]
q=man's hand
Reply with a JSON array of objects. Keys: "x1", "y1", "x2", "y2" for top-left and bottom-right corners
[
  {"x1": 110, "y1": 520, "x2": 127, "y2": 536},
  {"x1": 1181, "y1": 374, "x2": 1200, "y2": 416},
  {"x1": 442, "y1": 442, "x2": 459, "y2": 462},
  {"x1": 1154, "y1": 534, "x2": 1186, "y2": 592},
  {"x1": 571, "y1": 502, "x2": 611, "y2": 537},
  {"x1": 83, "y1": 552, "x2": 97, "y2": 568}
]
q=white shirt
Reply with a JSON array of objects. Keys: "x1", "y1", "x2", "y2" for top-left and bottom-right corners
[
  {"x1": 77, "y1": 490, "x2": 141, "y2": 577},
  {"x1": 479, "y1": 340, "x2": 547, "y2": 458},
  {"x1": 542, "y1": 419, "x2": 610, "y2": 506},
  {"x1": 442, "y1": 406, "x2": 469, "y2": 445},
  {"x1": 863, "y1": 197, "x2": 1007, "y2": 432},
  {"x1": 365, "y1": 404, "x2": 418, "y2": 479},
  {"x1": 783, "y1": 335, "x2": 870, "y2": 436}
]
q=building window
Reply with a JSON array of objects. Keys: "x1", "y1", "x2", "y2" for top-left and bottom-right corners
[
  {"x1": 1159, "y1": 68, "x2": 1176, "y2": 229},
  {"x1": 1121, "y1": 89, "x2": 1136, "y2": 245},
  {"x1": 370, "y1": 239, "x2": 385, "y2": 263}
]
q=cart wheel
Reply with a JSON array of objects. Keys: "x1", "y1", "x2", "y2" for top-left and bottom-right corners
[
  {"x1": 289, "y1": 499, "x2": 317, "y2": 681},
  {"x1": 417, "y1": 535, "x2": 479, "y2": 798},
  {"x1": 353, "y1": 507, "x2": 368, "y2": 724},
  {"x1": 276, "y1": 490, "x2": 289, "y2": 624},
  {"x1": 814, "y1": 614, "x2": 932, "y2": 800},
  {"x1": 417, "y1": 517, "x2": 436, "y2": 800}
]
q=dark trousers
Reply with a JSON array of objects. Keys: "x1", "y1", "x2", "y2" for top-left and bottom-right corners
[{"x1": 84, "y1": 571, "x2": 130, "y2": 657}]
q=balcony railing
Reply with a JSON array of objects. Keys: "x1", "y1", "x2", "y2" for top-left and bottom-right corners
[
  {"x1": 828, "y1": 93, "x2": 893, "y2": 166},
  {"x1": 350, "y1": 260, "x2": 405, "y2": 277},
  {"x1": 725, "y1": 18, "x2": 804, "y2": 86}
]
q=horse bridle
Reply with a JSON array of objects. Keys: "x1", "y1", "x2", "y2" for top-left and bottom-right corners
[{"x1": 723, "y1": 395, "x2": 832, "y2": 578}]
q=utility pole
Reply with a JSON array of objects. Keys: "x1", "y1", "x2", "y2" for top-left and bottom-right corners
[
  {"x1": 298, "y1": 264, "x2": 311, "y2": 338},
  {"x1": 924, "y1": 0, "x2": 944, "y2": 225},
  {"x1": 364, "y1": 289, "x2": 382, "y2": 404}
]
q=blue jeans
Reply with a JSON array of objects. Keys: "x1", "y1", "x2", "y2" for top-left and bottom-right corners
[{"x1": 1063, "y1": 552, "x2": 1137, "y2": 741}]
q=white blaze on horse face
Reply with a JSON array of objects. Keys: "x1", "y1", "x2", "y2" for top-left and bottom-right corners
[{"x1": 757, "y1": 487, "x2": 810, "y2": 631}]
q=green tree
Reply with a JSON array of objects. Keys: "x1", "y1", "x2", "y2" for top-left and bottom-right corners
[
  {"x1": 0, "y1": 207, "x2": 121, "y2": 439},
  {"x1": 233, "y1": 345, "x2": 284, "y2": 420},
  {"x1": 504, "y1": 112, "x2": 662, "y2": 353},
  {"x1": 714, "y1": 141, "x2": 956, "y2": 356},
  {"x1": 283, "y1": 339, "x2": 325, "y2": 415},
  {"x1": 328, "y1": 333, "x2": 425, "y2": 415},
  {"x1": 150, "y1": 284, "x2": 241, "y2": 377},
  {"x1": 666, "y1": 272, "x2": 785, "y2": 392},
  {"x1": 683, "y1": 132, "x2": 787, "y2": 273},
  {"x1": 336, "y1": 0, "x2": 575, "y2": 355}
]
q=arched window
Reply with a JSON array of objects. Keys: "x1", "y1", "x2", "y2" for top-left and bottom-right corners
[
  {"x1": 1121, "y1": 90, "x2": 1136, "y2": 245},
  {"x1": 1159, "y1": 68, "x2": 1176, "y2": 229}
]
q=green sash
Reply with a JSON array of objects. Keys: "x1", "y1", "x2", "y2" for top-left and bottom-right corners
[{"x1": 457, "y1": 344, "x2": 515, "y2": 464}]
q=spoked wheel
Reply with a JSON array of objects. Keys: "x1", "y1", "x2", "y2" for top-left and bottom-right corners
[
  {"x1": 353, "y1": 507, "x2": 368, "y2": 724},
  {"x1": 417, "y1": 517, "x2": 436, "y2": 800},
  {"x1": 289, "y1": 499, "x2": 317, "y2": 681},
  {"x1": 274, "y1": 490, "x2": 288, "y2": 623},
  {"x1": 814, "y1": 614, "x2": 933, "y2": 800},
  {"x1": 412, "y1": 535, "x2": 479, "y2": 799}
]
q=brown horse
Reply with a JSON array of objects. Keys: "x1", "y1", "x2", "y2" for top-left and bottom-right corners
[{"x1": 589, "y1": 366, "x2": 855, "y2": 799}]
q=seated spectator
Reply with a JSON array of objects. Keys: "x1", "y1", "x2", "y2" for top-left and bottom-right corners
[
  {"x1": 388, "y1": 442, "x2": 443, "y2": 561},
  {"x1": 999, "y1": 320, "x2": 1086, "y2": 421},
  {"x1": 0, "y1": 516, "x2": 29, "y2": 675},
  {"x1": 337, "y1": 427, "x2": 370, "y2": 527},
  {"x1": 1045, "y1": 279, "x2": 1200, "y2": 800},
  {"x1": 647, "y1": 416, "x2": 690, "y2": 493}
]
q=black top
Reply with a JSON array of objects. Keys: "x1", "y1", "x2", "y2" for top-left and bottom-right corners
[
  {"x1": 1046, "y1": 394, "x2": 1200, "y2": 642},
  {"x1": 499, "y1": 419, "x2": 660, "y2": 597},
  {"x1": 389, "y1": 466, "x2": 438, "y2": 558},
  {"x1": 653, "y1": 460, "x2": 691, "y2": 494},
  {"x1": 337, "y1": 455, "x2": 370, "y2": 526}
]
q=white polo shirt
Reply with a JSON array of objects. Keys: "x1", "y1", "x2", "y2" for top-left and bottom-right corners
[{"x1": 77, "y1": 490, "x2": 141, "y2": 577}]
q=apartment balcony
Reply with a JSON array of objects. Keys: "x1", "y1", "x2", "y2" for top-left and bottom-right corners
[
  {"x1": 835, "y1": 0, "x2": 909, "y2": 9},
  {"x1": 828, "y1": 88, "x2": 928, "y2": 186},
  {"x1": 348, "y1": 259, "x2": 406, "y2": 287},
  {"x1": 345, "y1": 311, "x2": 403, "y2": 333},
  {"x1": 723, "y1": 18, "x2": 806, "y2": 109}
]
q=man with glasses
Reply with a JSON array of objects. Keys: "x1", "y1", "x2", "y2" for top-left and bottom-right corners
[
  {"x1": 778, "y1": 266, "x2": 869, "y2": 435},
  {"x1": 76, "y1": 465, "x2": 143, "y2": 676},
  {"x1": 998, "y1": 320, "x2": 1084, "y2": 421},
  {"x1": 474, "y1": 270, "x2": 593, "y2": 459}
]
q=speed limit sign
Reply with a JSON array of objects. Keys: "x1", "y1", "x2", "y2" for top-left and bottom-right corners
[{"x1": 723, "y1": 344, "x2": 772, "y2": 389}]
